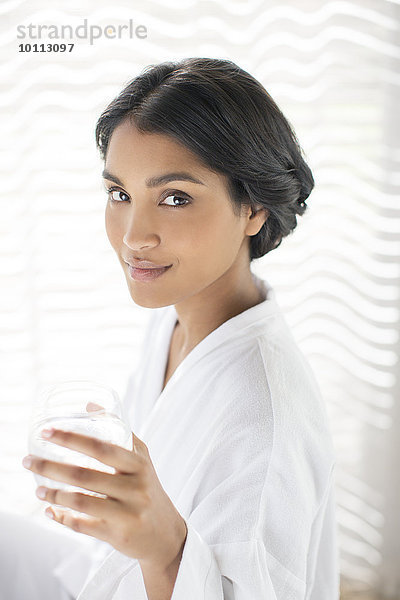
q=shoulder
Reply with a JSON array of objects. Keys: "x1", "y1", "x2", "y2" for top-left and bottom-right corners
[
  {"x1": 207, "y1": 314, "x2": 323, "y2": 424},
  {"x1": 208, "y1": 315, "x2": 335, "y2": 488}
]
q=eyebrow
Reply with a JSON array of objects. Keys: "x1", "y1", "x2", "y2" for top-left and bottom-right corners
[{"x1": 102, "y1": 169, "x2": 206, "y2": 188}]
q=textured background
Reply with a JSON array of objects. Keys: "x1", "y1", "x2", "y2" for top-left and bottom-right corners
[{"x1": 0, "y1": 0, "x2": 399, "y2": 597}]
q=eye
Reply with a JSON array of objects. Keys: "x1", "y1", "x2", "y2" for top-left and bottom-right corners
[
  {"x1": 160, "y1": 192, "x2": 191, "y2": 208},
  {"x1": 105, "y1": 186, "x2": 191, "y2": 208},
  {"x1": 106, "y1": 187, "x2": 130, "y2": 203}
]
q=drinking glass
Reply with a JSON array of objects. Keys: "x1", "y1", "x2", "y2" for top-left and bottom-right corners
[{"x1": 27, "y1": 380, "x2": 132, "y2": 515}]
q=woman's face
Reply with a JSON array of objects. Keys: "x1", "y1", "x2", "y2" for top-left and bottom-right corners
[{"x1": 103, "y1": 118, "x2": 258, "y2": 309}]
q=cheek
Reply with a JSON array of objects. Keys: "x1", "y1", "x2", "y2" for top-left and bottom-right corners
[{"x1": 174, "y1": 210, "x2": 242, "y2": 263}]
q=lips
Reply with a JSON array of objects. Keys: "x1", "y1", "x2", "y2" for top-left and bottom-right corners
[
  {"x1": 127, "y1": 264, "x2": 171, "y2": 282},
  {"x1": 125, "y1": 260, "x2": 171, "y2": 270}
]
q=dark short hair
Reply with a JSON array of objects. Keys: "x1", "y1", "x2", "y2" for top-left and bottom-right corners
[{"x1": 95, "y1": 57, "x2": 314, "y2": 261}]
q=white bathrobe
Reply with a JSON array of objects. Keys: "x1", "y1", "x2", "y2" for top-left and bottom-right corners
[{"x1": 53, "y1": 274, "x2": 339, "y2": 599}]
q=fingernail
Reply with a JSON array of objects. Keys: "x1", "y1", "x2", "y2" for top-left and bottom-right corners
[
  {"x1": 41, "y1": 428, "x2": 54, "y2": 439},
  {"x1": 36, "y1": 486, "x2": 47, "y2": 499},
  {"x1": 22, "y1": 456, "x2": 32, "y2": 469},
  {"x1": 45, "y1": 507, "x2": 54, "y2": 519}
]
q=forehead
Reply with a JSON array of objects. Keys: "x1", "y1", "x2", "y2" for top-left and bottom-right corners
[{"x1": 105, "y1": 118, "x2": 226, "y2": 186}]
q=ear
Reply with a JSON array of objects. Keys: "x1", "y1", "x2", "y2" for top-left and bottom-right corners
[{"x1": 245, "y1": 205, "x2": 269, "y2": 237}]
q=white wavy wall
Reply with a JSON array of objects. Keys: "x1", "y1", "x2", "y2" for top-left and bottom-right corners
[{"x1": 0, "y1": 0, "x2": 399, "y2": 596}]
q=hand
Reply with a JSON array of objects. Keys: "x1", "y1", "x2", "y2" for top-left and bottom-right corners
[{"x1": 22, "y1": 408, "x2": 188, "y2": 570}]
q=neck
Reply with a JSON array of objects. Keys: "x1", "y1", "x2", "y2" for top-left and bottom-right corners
[{"x1": 172, "y1": 262, "x2": 265, "y2": 358}]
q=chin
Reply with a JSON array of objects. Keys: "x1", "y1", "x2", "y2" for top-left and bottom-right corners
[
  {"x1": 125, "y1": 284, "x2": 175, "y2": 310},
  {"x1": 132, "y1": 297, "x2": 173, "y2": 309}
]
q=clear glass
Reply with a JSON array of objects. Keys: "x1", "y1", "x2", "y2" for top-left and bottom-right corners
[{"x1": 28, "y1": 380, "x2": 132, "y2": 515}]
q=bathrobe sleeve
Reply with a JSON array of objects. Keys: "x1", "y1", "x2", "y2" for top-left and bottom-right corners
[
  {"x1": 76, "y1": 469, "x2": 337, "y2": 600},
  {"x1": 169, "y1": 472, "x2": 338, "y2": 599},
  {"x1": 168, "y1": 522, "x2": 274, "y2": 599},
  {"x1": 164, "y1": 456, "x2": 337, "y2": 598}
]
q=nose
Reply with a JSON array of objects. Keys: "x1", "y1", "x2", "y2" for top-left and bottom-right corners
[{"x1": 122, "y1": 204, "x2": 160, "y2": 251}]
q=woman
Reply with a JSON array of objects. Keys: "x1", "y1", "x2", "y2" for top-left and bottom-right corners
[{"x1": 8, "y1": 57, "x2": 338, "y2": 599}]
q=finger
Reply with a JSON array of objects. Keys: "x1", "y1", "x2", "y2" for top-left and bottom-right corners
[
  {"x1": 45, "y1": 505, "x2": 110, "y2": 541},
  {"x1": 40, "y1": 428, "x2": 140, "y2": 473},
  {"x1": 26, "y1": 455, "x2": 129, "y2": 498},
  {"x1": 131, "y1": 432, "x2": 149, "y2": 460},
  {"x1": 37, "y1": 485, "x2": 117, "y2": 520},
  {"x1": 86, "y1": 402, "x2": 104, "y2": 412}
]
